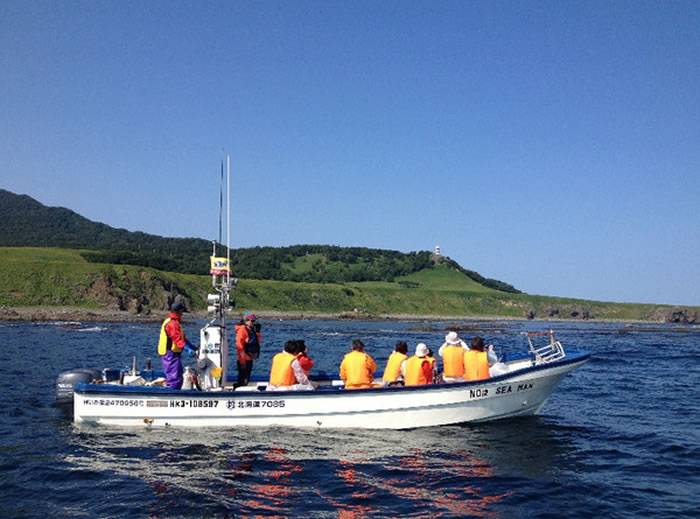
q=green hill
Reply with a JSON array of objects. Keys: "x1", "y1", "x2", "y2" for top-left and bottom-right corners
[
  {"x1": 0, "y1": 247, "x2": 691, "y2": 322},
  {"x1": 0, "y1": 189, "x2": 519, "y2": 292},
  {"x1": 0, "y1": 247, "x2": 499, "y2": 311},
  {"x1": 2, "y1": 189, "x2": 695, "y2": 322}
]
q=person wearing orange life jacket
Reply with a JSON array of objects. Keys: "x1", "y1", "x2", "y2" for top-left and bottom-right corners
[
  {"x1": 464, "y1": 336, "x2": 491, "y2": 381},
  {"x1": 235, "y1": 313, "x2": 261, "y2": 387},
  {"x1": 157, "y1": 301, "x2": 197, "y2": 389},
  {"x1": 268, "y1": 340, "x2": 314, "y2": 391},
  {"x1": 401, "y1": 343, "x2": 434, "y2": 386},
  {"x1": 339, "y1": 339, "x2": 377, "y2": 389},
  {"x1": 382, "y1": 341, "x2": 408, "y2": 385},
  {"x1": 439, "y1": 331, "x2": 468, "y2": 382}
]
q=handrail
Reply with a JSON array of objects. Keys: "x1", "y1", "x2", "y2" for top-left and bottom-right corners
[{"x1": 521, "y1": 330, "x2": 566, "y2": 365}]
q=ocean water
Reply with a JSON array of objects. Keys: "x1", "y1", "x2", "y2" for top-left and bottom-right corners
[{"x1": 1, "y1": 318, "x2": 698, "y2": 518}]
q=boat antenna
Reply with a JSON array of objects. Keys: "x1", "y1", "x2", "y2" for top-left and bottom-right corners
[
  {"x1": 226, "y1": 154, "x2": 231, "y2": 290},
  {"x1": 203, "y1": 154, "x2": 235, "y2": 389},
  {"x1": 219, "y1": 158, "x2": 224, "y2": 246}
]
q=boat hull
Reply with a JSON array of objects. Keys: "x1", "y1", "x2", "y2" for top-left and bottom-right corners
[{"x1": 73, "y1": 352, "x2": 589, "y2": 429}]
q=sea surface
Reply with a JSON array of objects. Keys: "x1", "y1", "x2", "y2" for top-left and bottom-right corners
[{"x1": 1, "y1": 318, "x2": 698, "y2": 518}]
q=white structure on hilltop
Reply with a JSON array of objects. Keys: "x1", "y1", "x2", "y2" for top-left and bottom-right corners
[{"x1": 434, "y1": 245, "x2": 441, "y2": 256}]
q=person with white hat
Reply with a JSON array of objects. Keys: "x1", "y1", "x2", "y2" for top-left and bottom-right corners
[
  {"x1": 438, "y1": 331, "x2": 468, "y2": 355},
  {"x1": 400, "y1": 343, "x2": 434, "y2": 386},
  {"x1": 439, "y1": 331, "x2": 468, "y2": 382}
]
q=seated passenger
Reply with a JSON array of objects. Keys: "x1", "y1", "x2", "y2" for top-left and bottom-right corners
[
  {"x1": 481, "y1": 341, "x2": 507, "y2": 376},
  {"x1": 382, "y1": 340, "x2": 408, "y2": 386},
  {"x1": 439, "y1": 331, "x2": 468, "y2": 382},
  {"x1": 486, "y1": 343, "x2": 498, "y2": 366},
  {"x1": 464, "y1": 336, "x2": 490, "y2": 381},
  {"x1": 294, "y1": 340, "x2": 314, "y2": 374},
  {"x1": 401, "y1": 343, "x2": 433, "y2": 386},
  {"x1": 426, "y1": 347, "x2": 438, "y2": 383},
  {"x1": 339, "y1": 339, "x2": 377, "y2": 389},
  {"x1": 268, "y1": 340, "x2": 314, "y2": 391}
]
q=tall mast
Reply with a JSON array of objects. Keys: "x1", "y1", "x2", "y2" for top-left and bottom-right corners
[
  {"x1": 201, "y1": 155, "x2": 235, "y2": 390},
  {"x1": 227, "y1": 154, "x2": 231, "y2": 293}
]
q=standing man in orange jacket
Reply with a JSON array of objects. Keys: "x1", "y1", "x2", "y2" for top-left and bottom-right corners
[{"x1": 235, "y1": 313, "x2": 261, "y2": 387}]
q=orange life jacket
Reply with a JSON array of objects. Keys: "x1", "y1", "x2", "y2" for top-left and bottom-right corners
[
  {"x1": 382, "y1": 351, "x2": 407, "y2": 382},
  {"x1": 442, "y1": 345, "x2": 465, "y2": 377},
  {"x1": 340, "y1": 350, "x2": 376, "y2": 389},
  {"x1": 427, "y1": 355, "x2": 437, "y2": 382},
  {"x1": 269, "y1": 351, "x2": 296, "y2": 386},
  {"x1": 464, "y1": 349, "x2": 490, "y2": 381},
  {"x1": 404, "y1": 356, "x2": 430, "y2": 386}
]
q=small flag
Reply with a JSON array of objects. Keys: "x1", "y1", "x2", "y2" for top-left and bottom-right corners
[{"x1": 210, "y1": 256, "x2": 230, "y2": 276}]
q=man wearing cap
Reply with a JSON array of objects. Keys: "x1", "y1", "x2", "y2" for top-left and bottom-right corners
[
  {"x1": 438, "y1": 331, "x2": 468, "y2": 382},
  {"x1": 235, "y1": 313, "x2": 261, "y2": 387},
  {"x1": 157, "y1": 302, "x2": 197, "y2": 389},
  {"x1": 401, "y1": 343, "x2": 434, "y2": 386}
]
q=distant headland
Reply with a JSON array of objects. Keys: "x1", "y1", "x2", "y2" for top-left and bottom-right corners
[{"x1": 0, "y1": 189, "x2": 697, "y2": 323}]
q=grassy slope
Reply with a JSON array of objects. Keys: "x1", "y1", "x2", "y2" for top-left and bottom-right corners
[
  {"x1": 399, "y1": 266, "x2": 495, "y2": 292},
  {"x1": 0, "y1": 247, "x2": 206, "y2": 309},
  {"x1": 0, "y1": 247, "x2": 103, "y2": 307},
  {"x1": 0, "y1": 247, "x2": 687, "y2": 320}
]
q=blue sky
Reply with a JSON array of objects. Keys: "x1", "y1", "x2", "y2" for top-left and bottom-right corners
[{"x1": 1, "y1": 1, "x2": 698, "y2": 306}]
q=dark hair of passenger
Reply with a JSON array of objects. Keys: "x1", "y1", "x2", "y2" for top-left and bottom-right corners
[
  {"x1": 351, "y1": 339, "x2": 365, "y2": 351},
  {"x1": 427, "y1": 347, "x2": 434, "y2": 357},
  {"x1": 470, "y1": 336, "x2": 485, "y2": 351},
  {"x1": 284, "y1": 341, "x2": 297, "y2": 354},
  {"x1": 395, "y1": 341, "x2": 408, "y2": 354},
  {"x1": 295, "y1": 340, "x2": 307, "y2": 354}
]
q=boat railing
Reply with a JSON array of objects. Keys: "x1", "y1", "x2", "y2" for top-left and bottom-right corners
[{"x1": 522, "y1": 331, "x2": 566, "y2": 365}]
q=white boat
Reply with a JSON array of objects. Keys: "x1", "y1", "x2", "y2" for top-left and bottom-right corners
[
  {"x1": 58, "y1": 156, "x2": 590, "y2": 429},
  {"x1": 70, "y1": 340, "x2": 589, "y2": 429}
]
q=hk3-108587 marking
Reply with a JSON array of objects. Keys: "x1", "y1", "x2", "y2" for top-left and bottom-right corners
[{"x1": 168, "y1": 400, "x2": 219, "y2": 408}]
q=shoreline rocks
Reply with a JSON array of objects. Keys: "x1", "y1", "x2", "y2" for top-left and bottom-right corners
[
  {"x1": 666, "y1": 307, "x2": 697, "y2": 324},
  {"x1": 2, "y1": 304, "x2": 697, "y2": 326}
]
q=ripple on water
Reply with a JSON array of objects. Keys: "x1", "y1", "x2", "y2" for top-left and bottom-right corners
[{"x1": 1, "y1": 319, "x2": 699, "y2": 518}]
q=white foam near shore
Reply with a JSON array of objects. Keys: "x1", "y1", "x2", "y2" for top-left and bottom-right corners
[{"x1": 76, "y1": 326, "x2": 108, "y2": 333}]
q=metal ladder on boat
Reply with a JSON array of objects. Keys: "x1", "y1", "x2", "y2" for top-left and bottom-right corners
[{"x1": 522, "y1": 330, "x2": 566, "y2": 365}]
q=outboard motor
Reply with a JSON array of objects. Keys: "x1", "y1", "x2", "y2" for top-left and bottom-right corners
[{"x1": 56, "y1": 368, "x2": 102, "y2": 410}]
